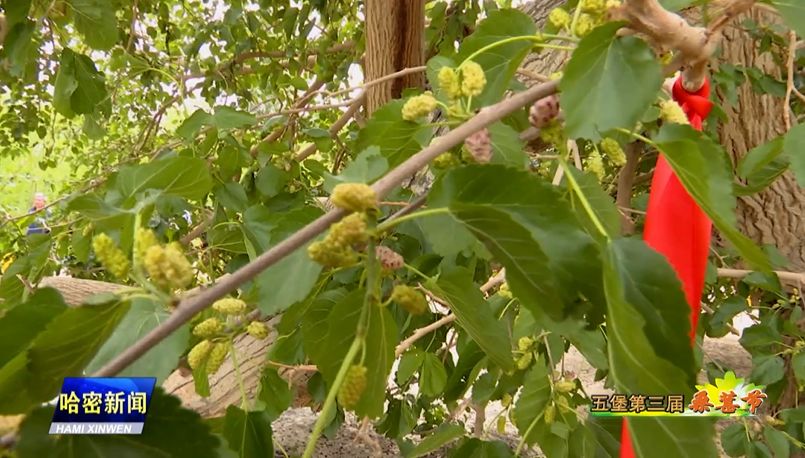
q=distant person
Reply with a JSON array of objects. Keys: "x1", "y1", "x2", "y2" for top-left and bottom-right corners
[{"x1": 26, "y1": 192, "x2": 51, "y2": 235}]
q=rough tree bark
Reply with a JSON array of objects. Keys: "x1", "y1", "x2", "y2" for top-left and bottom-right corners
[
  {"x1": 716, "y1": 9, "x2": 805, "y2": 271},
  {"x1": 364, "y1": 0, "x2": 426, "y2": 115}
]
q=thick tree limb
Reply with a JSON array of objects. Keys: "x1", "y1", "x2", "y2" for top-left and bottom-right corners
[{"x1": 614, "y1": 0, "x2": 757, "y2": 91}]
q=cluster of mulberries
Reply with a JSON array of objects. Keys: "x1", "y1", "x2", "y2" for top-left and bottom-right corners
[
  {"x1": 308, "y1": 213, "x2": 368, "y2": 268},
  {"x1": 134, "y1": 228, "x2": 158, "y2": 264},
  {"x1": 499, "y1": 282, "x2": 513, "y2": 299},
  {"x1": 437, "y1": 60, "x2": 487, "y2": 101},
  {"x1": 92, "y1": 234, "x2": 129, "y2": 279},
  {"x1": 539, "y1": 120, "x2": 565, "y2": 147},
  {"x1": 330, "y1": 183, "x2": 377, "y2": 213},
  {"x1": 212, "y1": 297, "x2": 247, "y2": 315},
  {"x1": 585, "y1": 149, "x2": 606, "y2": 182},
  {"x1": 459, "y1": 61, "x2": 486, "y2": 97},
  {"x1": 246, "y1": 321, "x2": 269, "y2": 339},
  {"x1": 143, "y1": 242, "x2": 193, "y2": 291},
  {"x1": 390, "y1": 285, "x2": 428, "y2": 315},
  {"x1": 402, "y1": 92, "x2": 438, "y2": 121},
  {"x1": 529, "y1": 95, "x2": 561, "y2": 129},
  {"x1": 188, "y1": 339, "x2": 227, "y2": 375},
  {"x1": 463, "y1": 128, "x2": 493, "y2": 164},
  {"x1": 659, "y1": 99, "x2": 689, "y2": 125},
  {"x1": 338, "y1": 365, "x2": 368, "y2": 410},
  {"x1": 438, "y1": 67, "x2": 462, "y2": 100},
  {"x1": 193, "y1": 317, "x2": 224, "y2": 339},
  {"x1": 549, "y1": 0, "x2": 619, "y2": 38},
  {"x1": 600, "y1": 138, "x2": 626, "y2": 166},
  {"x1": 515, "y1": 336, "x2": 535, "y2": 370},
  {"x1": 432, "y1": 152, "x2": 461, "y2": 169},
  {"x1": 375, "y1": 246, "x2": 404, "y2": 271}
]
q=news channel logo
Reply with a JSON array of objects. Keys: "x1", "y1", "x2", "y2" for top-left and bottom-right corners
[{"x1": 49, "y1": 377, "x2": 156, "y2": 435}]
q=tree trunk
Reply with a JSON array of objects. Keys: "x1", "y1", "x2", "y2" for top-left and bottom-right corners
[
  {"x1": 364, "y1": 0, "x2": 426, "y2": 115},
  {"x1": 519, "y1": 0, "x2": 568, "y2": 79},
  {"x1": 716, "y1": 9, "x2": 805, "y2": 271}
]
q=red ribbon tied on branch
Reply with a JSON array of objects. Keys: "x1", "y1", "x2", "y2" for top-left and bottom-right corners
[{"x1": 619, "y1": 76, "x2": 713, "y2": 458}]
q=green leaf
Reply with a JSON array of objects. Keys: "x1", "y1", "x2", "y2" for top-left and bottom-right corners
[
  {"x1": 0, "y1": 236, "x2": 52, "y2": 307},
  {"x1": 561, "y1": 23, "x2": 663, "y2": 140},
  {"x1": 0, "y1": 288, "x2": 67, "y2": 368},
  {"x1": 783, "y1": 123, "x2": 805, "y2": 187},
  {"x1": 177, "y1": 109, "x2": 213, "y2": 140},
  {"x1": 222, "y1": 406, "x2": 273, "y2": 458},
  {"x1": 214, "y1": 182, "x2": 249, "y2": 212},
  {"x1": 770, "y1": 0, "x2": 805, "y2": 37},
  {"x1": 607, "y1": 238, "x2": 696, "y2": 382},
  {"x1": 736, "y1": 136, "x2": 789, "y2": 195},
  {"x1": 513, "y1": 358, "x2": 551, "y2": 445},
  {"x1": 420, "y1": 353, "x2": 448, "y2": 397},
  {"x1": 213, "y1": 106, "x2": 257, "y2": 130},
  {"x1": 67, "y1": 194, "x2": 127, "y2": 220},
  {"x1": 750, "y1": 354, "x2": 785, "y2": 385},
  {"x1": 72, "y1": 0, "x2": 119, "y2": 50},
  {"x1": 86, "y1": 298, "x2": 190, "y2": 384},
  {"x1": 314, "y1": 289, "x2": 397, "y2": 418},
  {"x1": 5, "y1": 0, "x2": 31, "y2": 26},
  {"x1": 397, "y1": 349, "x2": 424, "y2": 385},
  {"x1": 16, "y1": 388, "x2": 221, "y2": 458},
  {"x1": 427, "y1": 266, "x2": 513, "y2": 371},
  {"x1": 355, "y1": 100, "x2": 431, "y2": 168},
  {"x1": 412, "y1": 213, "x2": 481, "y2": 260},
  {"x1": 0, "y1": 300, "x2": 130, "y2": 413},
  {"x1": 323, "y1": 146, "x2": 388, "y2": 193},
  {"x1": 116, "y1": 156, "x2": 213, "y2": 201},
  {"x1": 246, "y1": 208, "x2": 323, "y2": 316},
  {"x1": 603, "y1": 238, "x2": 717, "y2": 457},
  {"x1": 5, "y1": 21, "x2": 36, "y2": 77},
  {"x1": 564, "y1": 166, "x2": 621, "y2": 238},
  {"x1": 706, "y1": 296, "x2": 746, "y2": 338},
  {"x1": 70, "y1": 50, "x2": 108, "y2": 115},
  {"x1": 764, "y1": 425, "x2": 790, "y2": 458},
  {"x1": 377, "y1": 398, "x2": 417, "y2": 439},
  {"x1": 488, "y1": 122, "x2": 528, "y2": 168},
  {"x1": 27, "y1": 300, "x2": 130, "y2": 398},
  {"x1": 255, "y1": 164, "x2": 288, "y2": 198},
  {"x1": 654, "y1": 124, "x2": 770, "y2": 271},
  {"x1": 738, "y1": 137, "x2": 785, "y2": 179},
  {"x1": 434, "y1": 165, "x2": 603, "y2": 320},
  {"x1": 456, "y1": 9, "x2": 537, "y2": 107},
  {"x1": 404, "y1": 423, "x2": 466, "y2": 458},
  {"x1": 257, "y1": 368, "x2": 292, "y2": 421},
  {"x1": 793, "y1": 352, "x2": 805, "y2": 385},
  {"x1": 301, "y1": 289, "x2": 348, "y2": 364},
  {"x1": 448, "y1": 438, "x2": 515, "y2": 458},
  {"x1": 721, "y1": 423, "x2": 749, "y2": 457}
]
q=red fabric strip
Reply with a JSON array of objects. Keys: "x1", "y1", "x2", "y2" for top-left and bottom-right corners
[{"x1": 619, "y1": 77, "x2": 713, "y2": 457}]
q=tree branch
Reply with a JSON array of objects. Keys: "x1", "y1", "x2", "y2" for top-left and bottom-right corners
[
  {"x1": 294, "y1": 92, "x2": 366, "y2": 162},
  {"x1": 615, "y1": 142, "x2": 642, "y2": 235},
  {"x1": 717, "y1": 268, "x2": 805, "y2": 287},
  {"x1": 614, "y1": 0, "x2": 756, "y2": 91},
  {"x1": 93, "y1": 80, "x2": 559, "y2": 377}
]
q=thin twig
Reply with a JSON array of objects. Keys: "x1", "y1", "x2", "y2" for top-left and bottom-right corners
[
  {"x1": 783, "y1": 30, "x2": 796, "y2": 131},
  {"x1": 718, "y1": 268, "x2": 805, "y2": 287},
  {"x1": 294, "y1": 92, "x2": 366, "y2": 162},
  {"x1": 700, "y1": 302, "x2": 741, "y2": 336},
  {"x1": 615, "y1": 142, "x2": 642, "y2": 234}
]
